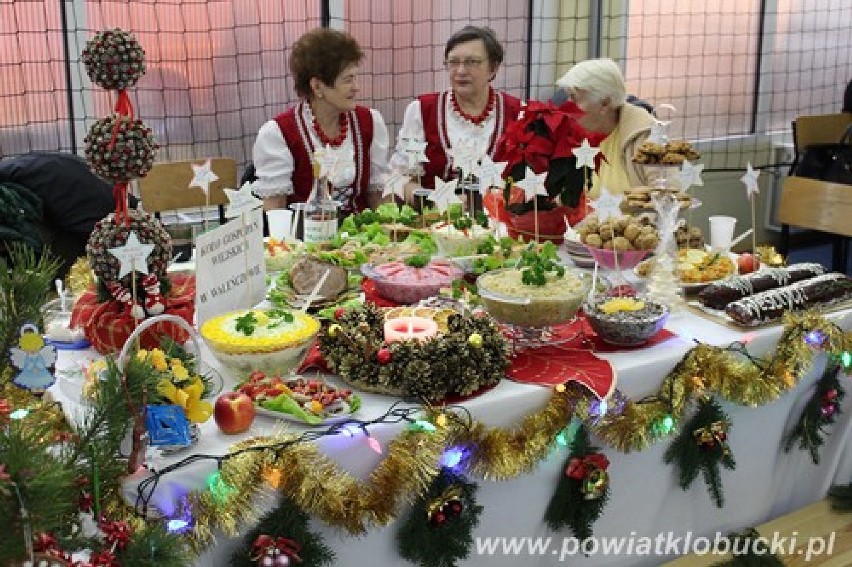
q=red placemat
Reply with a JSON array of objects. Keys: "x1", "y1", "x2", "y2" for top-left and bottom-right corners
[
  {"x1": 545, "y1": 316, "x2": 676, "y2": 353},
  {"x1": 299, "y1": 342, "x2": 330, "y2": 373},
  {"x1": 507, "y1": 345, "x2": 615, "y2": 399},
  {"x1": 504, "y1": 316, "x2": 675, "y2": 399},
  {"x1": 361, "y1": 278, "x2": 401, "y2": 308}
]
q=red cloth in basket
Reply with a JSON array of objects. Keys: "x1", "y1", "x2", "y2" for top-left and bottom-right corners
[{"x1": 70, "y1": 274, "x2": 196, "y2": 354}]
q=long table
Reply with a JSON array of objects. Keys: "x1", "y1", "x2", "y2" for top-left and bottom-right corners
[{"x1": 51, "y1": 307, "x2": 852, "y2": 566}]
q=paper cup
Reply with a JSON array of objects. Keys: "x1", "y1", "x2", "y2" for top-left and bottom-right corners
[
  {"x1": 267, "y1": 208, "x2": 294, "y2": 240},
  {"x1": 708, "y1": 215, "x2": 737, "y2": 251}
]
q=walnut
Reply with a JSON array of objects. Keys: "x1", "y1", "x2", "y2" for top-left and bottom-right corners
[
  {"x1": 623, "y1": 223, "x2": 641, "y2": 241},
  {"x1": 612, "y1": 236, "x2": 633, "y2": 251},
  {"x1": 583, "y1": 233, "x2": 603, "y2": 248}
]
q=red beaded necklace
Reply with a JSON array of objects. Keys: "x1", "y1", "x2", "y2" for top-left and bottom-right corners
[
  {"x1": 312, "y1": 111, "x2": 348, "y2": 147},
  {"x1": 450, "y1": 88, "x2": 496, "y2": 126}
]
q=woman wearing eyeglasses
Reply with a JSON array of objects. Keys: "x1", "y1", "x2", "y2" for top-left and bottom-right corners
[
  {"x1": 252, "y1": 28, "x2": 389, "y2": 215},
  {"x1": 391, "y1": 26, "x2": 522, "y2": 192}
]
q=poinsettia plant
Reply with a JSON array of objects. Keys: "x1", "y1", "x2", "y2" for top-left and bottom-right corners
[{"x1": 495, "y1": 100, "x2": 606, "y2": 214}]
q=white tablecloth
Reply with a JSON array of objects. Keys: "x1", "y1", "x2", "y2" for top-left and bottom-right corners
[{"x1": 50, "y1": 307, "x2": 852, "y2": 566}]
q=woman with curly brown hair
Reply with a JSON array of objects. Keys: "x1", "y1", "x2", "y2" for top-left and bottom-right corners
[{"x1": 252, "y1": 27, "x2": 389, "y2": 215}]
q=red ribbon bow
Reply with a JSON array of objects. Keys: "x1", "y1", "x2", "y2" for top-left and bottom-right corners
[
  {"x1": 98, "y1": 519, "x2": 132, "y2": 551},
  {"x1": 251, "y1": 534, "x2": 303, "y2": 564},
  {"x1": 565, "y1": 452, "x2": 610, "y2": 480},
  {"x1": 109, "y1": 89, "x2": 135, "y2": 226}
]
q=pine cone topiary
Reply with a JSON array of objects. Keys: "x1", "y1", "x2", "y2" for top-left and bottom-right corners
[
  {"x1": 81, "y1": 28, "x2": 147, "y2": 90},
  {"x1": 84, "y1": 114, "x2": 158, "y2": 182}
]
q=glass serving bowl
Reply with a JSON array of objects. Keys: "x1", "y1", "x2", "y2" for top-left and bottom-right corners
[
  {"x1": 476, "y1": 268, "x2": 592, "y2": 327},
  {"x1": 584, "y1": 246, "x2": 649, "y2": 271},
  {"x1": 584, "y1": 295, "x2": 670, "y2": 346},
  {"x1": 200, "y1": 309, "x2": 321, "y2": 378},
  {"x1": 42, "y1": 297, "x2": 86, "y2": 343},
  {"x1": 360, "y1": 260, "x2": 464, "y2": 305}
]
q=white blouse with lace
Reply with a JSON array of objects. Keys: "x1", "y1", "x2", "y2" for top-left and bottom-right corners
[
  {"x1": 252, "y1": 103, "x2": 389, "y2": 198},
  {"x1": 389, "y1": 91, "x2": 499, "y2": 173}
]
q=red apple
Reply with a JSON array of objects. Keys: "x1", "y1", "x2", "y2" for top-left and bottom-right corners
[
  {"x1": 737, "y1": 253, "x2": 760, "y2": 274},
  {"x1": 214, "y1": 392, "x2": 255, "y2": 434}
]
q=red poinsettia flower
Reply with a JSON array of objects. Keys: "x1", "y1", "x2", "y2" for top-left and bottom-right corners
[
  {"x1": 484, "y1": 99, "x2": 607, "y2": 241},
  {"x1": 494, "y1": 99, "x2": 606, "y2": 212}
]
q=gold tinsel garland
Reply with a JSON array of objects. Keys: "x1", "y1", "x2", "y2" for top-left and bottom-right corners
[
  {"x1": 459, "y1": 388, "x2": 574, "y2": 480},
  {"x1": 2, "y1": 312, "x2": 849, "y2": 553},
  {"x1": 66, "y1": 257, "x2": 95, "y2": 296}
]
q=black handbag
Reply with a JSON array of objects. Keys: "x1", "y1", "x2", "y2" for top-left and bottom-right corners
[{"x1": 793, "y1": 123, "x2": 852, "y2": 185}]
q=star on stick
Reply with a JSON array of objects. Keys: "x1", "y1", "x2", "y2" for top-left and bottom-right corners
[
  {"x1": 399, "y1": 136, "x2": 429, "y2": 170},
  {"x1": 315, "y1": 144, "x2": 353, "y2": 180},
  {"x1": 382, "y1": 171, "x2": 410, "y2": 200},
  {"x1": 590, "y1": 187, "x2": 624, "y2": 222},
  {"x1": 449, "y1": 137, "x2": 482, "y2": 177},
  {"x1": 427, "y1": 177, "x2": 461, "y2": 213},
  {"x1": 476, "y1": 154, "x2": 508, "y2": 194},
  {"x1": 108, "y1": 231, "x2": 154, "y2": 279},
  {"x1": 676, "y1": 160, "x2": 704, "y2": 191},
  {"x1": 572, "y1": 138, "x2": 601, "y2": 170},
  {"x1": 189, "y1": 159, "x2": 218, "y2": 196},
  {"x1": 224, "y1": 181, "x2": 263, "y2": 218},
  {"x1": 513, "y1": 166, "x2": 548, "y2": 202},
  {"x1": 741, "y1": 162, "x2": 760, "y2": 198}
]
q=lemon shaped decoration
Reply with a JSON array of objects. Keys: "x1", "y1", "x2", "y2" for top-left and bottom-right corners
[{"x1": 599, "y1": 297, "x2": 646, "y2": 315}]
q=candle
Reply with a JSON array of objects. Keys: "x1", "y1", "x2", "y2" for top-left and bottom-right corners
[{"x1": 383, "y1": 316, "x2": 439, "y2": 343}]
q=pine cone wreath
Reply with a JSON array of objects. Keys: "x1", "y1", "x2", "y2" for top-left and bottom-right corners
[
  {"x1": 81, "y1": 28, "x2": 147, "y2": 90},
  {"x1": 86, "y1": 208, "x2": 171, "y2": 287},
  {"x1": 84, "y1": 114, "x2": 158, "y2": 182}
]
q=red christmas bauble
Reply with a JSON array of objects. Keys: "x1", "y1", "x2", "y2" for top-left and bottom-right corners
[{"x1": 376, "y1": 347, "x2": 393, "y2": 364}]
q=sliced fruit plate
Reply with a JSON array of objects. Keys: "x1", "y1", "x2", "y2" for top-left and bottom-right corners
[{"x1": 235, "y1": 371, "x2": 361, "y2": 425}]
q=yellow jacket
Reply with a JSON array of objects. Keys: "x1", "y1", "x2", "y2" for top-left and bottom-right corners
[{"x1": 592, "y1": 103, "x2": 654, "y2": 197}]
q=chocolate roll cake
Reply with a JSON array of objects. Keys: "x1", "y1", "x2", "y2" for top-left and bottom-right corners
[
  {"x1": 724, "y1": 273, "x2": 852, "y2": 326},
  {"x1": 697, "y1": 263, "x2": 826, "y2": 310}
]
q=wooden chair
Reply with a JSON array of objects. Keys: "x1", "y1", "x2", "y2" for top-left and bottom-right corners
[
  {"x1": 781, "y1": 113, "x2": 852, "y2": 268},
  {"x1": 778, "y1": 176, "x2": 852, "y2": 272},
  {"x1": 791, "y1": 113, "x2": 852, "y2": 171},
  {"x1": 137, "y1": 158, "x2": 238, "y2": 224}
]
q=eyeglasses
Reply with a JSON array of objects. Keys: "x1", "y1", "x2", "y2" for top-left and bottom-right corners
[{"x1": 444, "y1": 57, "x2": 486, "y2": 70}]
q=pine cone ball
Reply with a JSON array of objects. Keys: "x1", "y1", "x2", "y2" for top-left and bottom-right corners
[
  {"x1": 84, "y1": 114, "x2": 158, "y2": 182},
  {"x1": 81, "y1": 28, "x2": 147, "y2": 90},
  {"x1": 86, "y1": 209, "x2": 172, "y2": 286}
]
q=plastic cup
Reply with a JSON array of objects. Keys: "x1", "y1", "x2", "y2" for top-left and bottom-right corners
[
  {"x1": 267, "y1": 208, "x2": 294, "y2": 240},
  {"x1": 708, "y1": 215, "x2": 737, "y2": 251}
]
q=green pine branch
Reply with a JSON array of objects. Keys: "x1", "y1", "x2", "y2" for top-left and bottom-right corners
[
  {"x1": 783, "y1": 361, "x2": 844, "y2": 464},
  {"x1": 544, "y1": 424, "x2": 610, "y2": 540},
  {"x1": 0, "y1": 410, "x2": 77, "y2": 563},
  {"x1": 230, "y1": 496, "x2": 334, "y2": 567},
  {"x1": 118, "y1": 523, "x2": 191, "y2": 567},
  {"x1": 664, "y1": 396, "x2": 735, "y2": 508},
  {"x1": 0, "y1": 244, "x2": 60, "y2": 362},
  {"x1": 397, "y1": 467, "x2": 483, "y2": 567}
]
